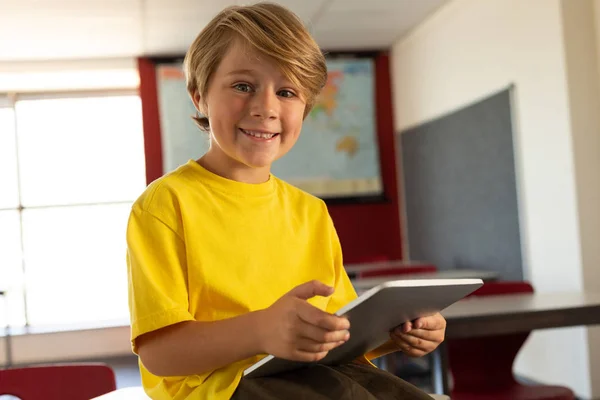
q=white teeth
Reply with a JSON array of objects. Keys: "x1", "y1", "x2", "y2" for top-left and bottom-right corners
[{"x1": 242, "y1": 129, "x2": 276, "y2": 139}]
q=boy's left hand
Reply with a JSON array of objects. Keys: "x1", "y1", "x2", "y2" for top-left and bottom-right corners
[{"x1": 390, "y1": 312, "x2": 446, "y2": 357}]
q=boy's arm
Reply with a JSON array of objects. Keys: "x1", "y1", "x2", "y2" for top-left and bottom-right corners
[
  {"x1": 137, "y1": 281, "x2": 350, "y2": 377},
  {"x1": 136, "y1": 313, "x2": 262, "y2": 377}
]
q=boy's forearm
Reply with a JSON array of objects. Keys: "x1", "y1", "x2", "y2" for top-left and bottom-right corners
[{"x1": 138, "y1": 311, "x2": 265, "y2": 377}]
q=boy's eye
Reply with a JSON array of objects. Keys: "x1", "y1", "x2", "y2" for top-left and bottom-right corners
[
  {"x1": 233, "y1": 83, "x2": 252, "y2": 93},
  {"x1": 277, "y1": 89, "x2": 296, "y2": 98}
]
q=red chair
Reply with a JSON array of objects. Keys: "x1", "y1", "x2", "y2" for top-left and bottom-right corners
[
  {"x1": 348, "y1": 254, "x2": 438, "y2": 279},
  {"x1": 0, "y1": 363, "x2": 117, "y2": 400},
  {"x1": 447, "y1": 281, "x2": 575, "y2": 400},
  {"x1": 351, "y1": 255, "x2": 391, "y2": 263},
  {"x1": 359, "y1": 264, "x2": 437, "y2": 279}
]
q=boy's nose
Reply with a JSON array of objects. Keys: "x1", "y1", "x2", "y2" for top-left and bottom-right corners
[{"x1": 250, "y1": 91, "x2": 279, "y2": 120}]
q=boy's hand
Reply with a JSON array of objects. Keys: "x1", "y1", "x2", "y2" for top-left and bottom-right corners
[
  {"x1": 390, "y1": 313, "x2": 446, "y2": 357},
  {"x1": 256, "y1": 280, "x2": 350, "y2": 362}
]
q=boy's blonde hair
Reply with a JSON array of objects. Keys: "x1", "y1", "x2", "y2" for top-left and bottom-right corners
[{"x1": 183, "y1": 2, "x2": 327, "y2": 131}]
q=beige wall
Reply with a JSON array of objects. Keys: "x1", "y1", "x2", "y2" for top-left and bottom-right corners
[
  {"x1": 391, "y1": 0, "x2": 600, "y2": 397},
  {"x1": 592, "y1": 2, "x2": 600, "y2": 394},
  {"x1": 597, "y1": 0, "x2": 600, "y2": 87},
  {"x1": 572, "y1": 0, "x2": 600, "y2": 395}
]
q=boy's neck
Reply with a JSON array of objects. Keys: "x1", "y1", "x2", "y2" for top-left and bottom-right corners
[{"x1": 197, "y1": 153, "x2": 271, "y2": 184}]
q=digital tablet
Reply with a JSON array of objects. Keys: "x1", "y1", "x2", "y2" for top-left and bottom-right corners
[{"x1": 244, "y1": 278, "x2": 483, "y2": 378}]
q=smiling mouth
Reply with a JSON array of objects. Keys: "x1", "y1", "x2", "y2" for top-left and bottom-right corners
[{"x1": 239, "y1": 128, "x2": 280, "y2": 140}]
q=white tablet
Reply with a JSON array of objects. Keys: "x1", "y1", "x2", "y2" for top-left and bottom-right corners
[{"x1": 244, "y1": 278, "x2": 483, "y2": 378}]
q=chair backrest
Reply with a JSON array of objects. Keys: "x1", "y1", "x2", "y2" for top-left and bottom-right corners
[
  {"x1": 351, "y1": 255, "x2": 390, "y2": 264},
  {"x1": 0, "y1": 363, "x2": 116, "y2": 400},
  {"x1": 359, "y1": 264, "x2": 437, "y2": 279},
  {"x1": 448, "y1": 281, "x2": 534, "y2": 391}
]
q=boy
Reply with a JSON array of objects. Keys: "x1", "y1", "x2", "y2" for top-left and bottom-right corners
[{"x1": 126, "y1": 3, "x2": 446, "y2": 399}]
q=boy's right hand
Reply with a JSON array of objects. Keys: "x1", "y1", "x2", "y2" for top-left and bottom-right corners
[{"x1": 255, "y1": 280, "x2": 351, "y2": 362}]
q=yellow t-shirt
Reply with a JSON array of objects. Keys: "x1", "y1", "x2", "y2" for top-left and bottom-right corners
[{"x1": 126, "y1": 160, "x2": 361, "y2": 400}]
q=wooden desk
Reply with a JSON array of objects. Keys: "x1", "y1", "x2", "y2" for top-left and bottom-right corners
[
  {"x1": 443, "y1": 292, "x2": 600, "y2": 338},
  {"x1": 431, "y1": 291, "x2": 600, "y2": 395}
]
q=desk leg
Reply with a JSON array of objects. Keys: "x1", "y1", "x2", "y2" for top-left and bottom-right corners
[
  {"x1": 431, "y1": 342, "x2": 450, "y2": 395},
  {"x1": 3, "y1": 295, "x2": 11, "y2": 368},
  {"x1": 5, "y1": 326, "x2": 12, "y2": 368},
  {"x1": 386, "y1": 353, "x2": 398, "y2": 375}
]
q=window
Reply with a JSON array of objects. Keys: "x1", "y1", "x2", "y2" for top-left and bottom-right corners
[
  {"x1": 0, "y1": 106, "x2": 19, "y2": 210},
  {"x1": 0, "y1": 104, "x2": 25, "y2": 327},
  {"x1": 0, "y1": 210, "x2": 26, "y2": 327},
  {"x1": 0, "y1": 92, "x2": 146, "y2": 329}
]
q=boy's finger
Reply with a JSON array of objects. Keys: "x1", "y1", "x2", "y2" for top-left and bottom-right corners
[
  {"x1": 414, "y1": 317, "x2": 427, "y2": 330},
  {"x1": 415, "y1": 314, "x2": 445, "y2": 330},
  {"x1": 398, "y1": 328, "x2": 442, "y2": 342},
  {"x1": 297, "y1": 321, "x2": 350, "y2": 344},
  {"x1": 296, "y1": 337, "x2": 346, "y2": 353},
  {"x1": 291, "y1": 349, "x2": 329, "y2": 363},
  {"x1": 394, "y1": 332, "x2": 436, "y2": 351},
  {"x1": 288, "y1": 280, "x2": 334, "y2": 300},
  {"x1": 296, "y1": 301, "x2": 350, "y2": 331},
  {"x1": 393, "y1": 322, "x2": 412, "y2": 335}
]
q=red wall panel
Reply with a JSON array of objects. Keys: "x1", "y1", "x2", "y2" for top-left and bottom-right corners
[{"x1": 328, "y1": 53, "x2": 402, "y2": 263}]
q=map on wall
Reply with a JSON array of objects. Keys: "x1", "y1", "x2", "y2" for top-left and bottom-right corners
[{"x1": 156, "y1": 58, "x2": 383, "y2": 199}]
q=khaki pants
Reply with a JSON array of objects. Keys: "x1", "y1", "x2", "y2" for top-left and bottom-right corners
[{"x1": 232, "y1": 362, "x2": 436, "y2": 400}]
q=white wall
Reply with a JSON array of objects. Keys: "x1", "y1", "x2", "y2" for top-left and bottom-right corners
[{"x1": 391, "y1": 0, "x2": 599, "y2": 397}]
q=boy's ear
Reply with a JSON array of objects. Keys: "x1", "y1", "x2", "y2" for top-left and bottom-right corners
[{"x1": 191, "y1": 91, "x2": 207, "y2": 115}]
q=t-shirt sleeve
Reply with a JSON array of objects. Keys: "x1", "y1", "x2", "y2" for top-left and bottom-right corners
[
  {"x1": 324, "y1": 212, "x2": 358, "y2": 314},
  {"x1": 126, "y1": 203, "x2": 194, "y2": 353}
]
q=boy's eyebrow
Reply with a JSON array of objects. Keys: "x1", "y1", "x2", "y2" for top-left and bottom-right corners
[
  {"x1": 225, "y1": 68, "x2": 297, "y2": 88},
  {"x1": 225, "y1": 69, "x2": 256, "y2": 77}
]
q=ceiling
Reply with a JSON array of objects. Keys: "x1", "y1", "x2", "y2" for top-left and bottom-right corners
[{"x1": 0, "y1": 0, "x2": 446, "y2": 62}]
